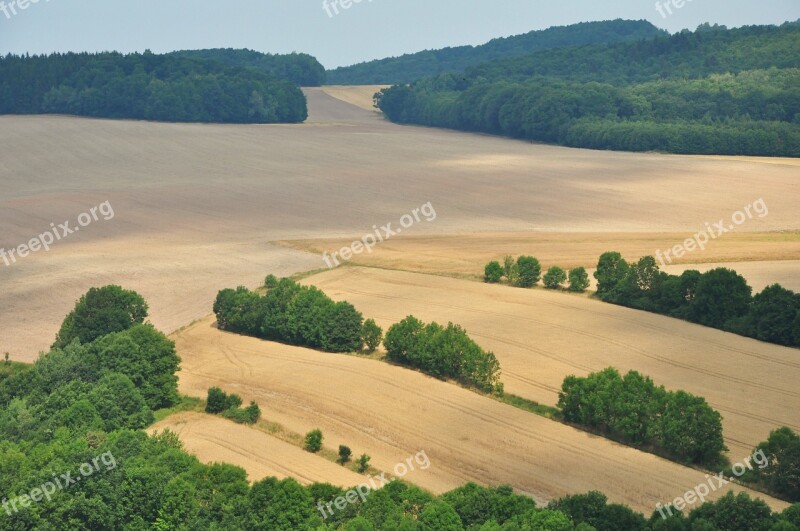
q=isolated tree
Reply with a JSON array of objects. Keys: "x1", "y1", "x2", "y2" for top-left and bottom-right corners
[
  {"x1": 54, "y1": 285, "x2": 148, "y2": 348},
  {"x1": 338, "y1": 445, "x2": 352, "y2": 464},
  {"x1": 357, "y1": 453, "x2": 371, "y2": 473},
  {"x1": 206, "y1": 387, "x2": 228, "y2": 414},
  {"x1": 361, "y1": 319, "x2": 383, "y2": 353},
  {"x1": 484, "y1": 261, "x2": 504, "y2": 283},
  {"x1": 543, "y1": 267, "x2": 567, "y2": 289},
  {"x1": 304, "y1": 429, "x2": 323, "y2": 453},
  {"x1": 594, "y1": 252, "x2": 629, "y2": 297},
  {"x1": 515, "y1": 256, "x2": 541, "y2": 288},
  {"x1": 568, "y1": 267, "x2": 591, "y2": 292}
]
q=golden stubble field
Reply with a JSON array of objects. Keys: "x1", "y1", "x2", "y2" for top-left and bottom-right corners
[
  {"x1": 170, "y1": 314, "x2": 790, "y2": 514},
  {"x1": 2, "y1": 88, "x2": 799, "y2": 360}
]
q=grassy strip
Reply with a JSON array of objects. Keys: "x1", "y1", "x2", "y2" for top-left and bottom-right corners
[
  {"x1": 152, "y1": 395, "x2": 204, "y2": 422},
  {"x1": 495, "y1": 392, "x2": 560, "y2": 419}
]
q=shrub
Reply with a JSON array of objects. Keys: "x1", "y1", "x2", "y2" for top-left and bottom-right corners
[
  {"x1": 206, "y1": 387, "x2": 228, "y2": 414},
  {"x1": 357, "y1": 453, "x2": 371, "y2": 473},
  {"x1": 515, "y1": 256, "x2": 541, "y2": 287},
  {"x1": 503, "y1": 256, "x2": 518, "y2": 285},
  {"x1": 543, "y1": 267, "x2": 567, "y2": 289},
  {"x1": 338, "y1": 445, "x2": 352, "y2": 464},
  {"x1": 223, "y1": 402, "x2": 261, "y2": 425},
  {"x1": 305, "y1": 429, "x2": 323, "y2": 453},
  {"x1": 568, "y1": 267, "x2": 591, "y2": 292},
  {"x1": 484, "y1": 261, "x2": 504, "y2": 283},
  {"x1": 361, "y1": 319, "x2": 383, "y2": 353},
  {"x1": 265, "y1": 274, "x2": 279, "y2": 288}
]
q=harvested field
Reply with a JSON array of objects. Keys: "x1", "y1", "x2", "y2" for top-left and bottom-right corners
[{"x1": 171, "y1": 315, "x2": 790, "y2": 514}]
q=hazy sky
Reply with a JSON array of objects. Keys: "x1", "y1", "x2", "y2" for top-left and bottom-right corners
[{"x1": 1, "y1": 0, "x2": 798, "y2": 69}]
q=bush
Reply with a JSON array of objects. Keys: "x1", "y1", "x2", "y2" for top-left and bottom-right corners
[
  {"x1": 305, "y1": 429, "x2": 323, "y2": 453},
  {"x1": 357, "y1": 453, "x2": 371, "y2": 473},
  {"x1": 568, "y1": 267, "x2": 591, "y2": 292},
  {"x1": 515, "y1": 256, "x2": 541, "y2": 287},
  {"x1": 503, "y1": 256, "x2": 518, "y2": 285},
  {"x1": 543, "y1": 267, "x2": 567, "y2": 289},
  {"x1": 265, "y1": 274, "x2": 279, "y2": 288},
  {"x1": 338, "y1": 445, "x2": 352, "y2": 464},
  {"x1": 206, "y1": 387, "x2": 228, "y2": 414},
  {"x1": 484, "y1": 261, "x2": 504, "y2": 283},
  {"x1": 223, "y1": 402, "x2": 261, "y2": 425},
  {"x1": 361, "y1": 319, "x2": 383, "y2": 353}
]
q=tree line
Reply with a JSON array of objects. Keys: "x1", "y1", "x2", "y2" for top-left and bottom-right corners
[
  {"x1": 326, "y1": 19, "x2": 665, "y2": 85},
  {"x1": 376, "y1": 22, "x2": 800, "y2": 157},
  {"x1": 484, "y1": 255, "x2": 590, "y2": 292},
  {"x1": 0, "y1": 51, "x2": 308, "y2": 123},
  {"x1": 594, "y1": 253, "x2": 800, "y2": 348},
  {"x1": 168, "y1": 48, "x2": 326, "y2": 86}
]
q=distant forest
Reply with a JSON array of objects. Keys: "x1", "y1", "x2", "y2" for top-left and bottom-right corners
[
  {"x1": 168, "y1": 49, "x2": 326, "y2": 87},
  {"x1": 376, "y1": 22, "x2": 800, "y2": 157},
  {"x1": 326, "y1": 19, "x2": 667, "y2": 85},
  {"x1": 0, "y1": 51, "x2": 309, "y2": 123}
]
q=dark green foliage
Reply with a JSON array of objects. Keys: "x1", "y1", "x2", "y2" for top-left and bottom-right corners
[
  {"x1": 338, "y1": 445, "x2": 352, "y2": 464},
  {"x1": 515, "y1": 256, "x2": 542, "y2": 288},
  {"x1": 222, "y1": 402, "x2": 261, "y2": 425},
  {"x1": 548, "y1": 491, "x2": 647, "y2": 531},
  {"x1": 205, "y1": 387, "x2": 228, "y2": 414},
  {"x1": 213, "y1": 279, "x2": 366, "y2": 353},
  {"x1": 747, "y1": 427, "x2": 800, "y2": 502},
  {"x1": 419, "y1": 500, "x2": 464, "y2": 530},
  {"x1": 568, "y1": 267, "x2": 591, "y2": 292},
  {"x1": 361, "y1": 319, "x2": 383, "y2": 353},
  {"x1": 688, "y1": 268, "x2": 752, "y2": 329},
  {"x1": 265, "y1": 274, "x2": 279, "y2": 288},
  {"x1": 558, "y1": 368, "x2": 727, "y2": 466},
  {"x1": 304, "y1": 429, "x2": 323, "y2": 453},
  {"x1": 53, "y1": 285, "x2": 148, "y2": 348},
  {"x1": 385, "y1": 316, "x2": 501, "y2": 392},
  {"x1": 732, "y1": 284, "x2": 800, "y2": 346},
  {"x1": 168, "y1": 49, "x2": 325, "y2": 86},
  {"x1": 376, "y1": 23, "x2": 800, "y2": 156},
  {"x1": 686, "y1": 492, "x2": 775, "y2": 531},
  {"x1": 328, "y1": 19, "x2": 666, "y2": 84},
  {"x1": 441, "y1": 483, "x2": 537, "y2": 526},
  {"x1": 88, "y1": 373, "x2": 154, "y2": 431},
  {"x1": 544, "y1": 266, "x2": 568, "y2": 289},
  {"x1": 357, "y1": 453, "x2": 371, "y2": 473},
  {"x1": 484, "y1": 261, "x2": 504, "y2": 283},
  {"x1": 0, "y1": 51, "x2": 308, "y2": 123},
  {"x1": 594, "y1": 252, "x2": 629, "y2": 296}
]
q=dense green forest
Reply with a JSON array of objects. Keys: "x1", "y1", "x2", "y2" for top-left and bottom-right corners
[
  {"x1": 1, "y1": 285, "x2": 798, "y2": 529},
  {"x1": 326, "y1": 19, "x2": 666, "y2": 85},
  {"x1": 377, "y1": 22, "x2": 800, "y2": 156},
  {"x1": 0, "y1": 51, "x2": 308, "y2": 123},
  {"x1": 168, "y1": 48, "x2": 326, "y2": 86}
]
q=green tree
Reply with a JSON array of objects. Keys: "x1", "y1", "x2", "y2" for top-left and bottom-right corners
[
  {"x1": 264, "y1": 274, "x2": 279, "y2": 288},
  {"x1": 419, "y1": 500, "x2": 464, "y2": 530},
  {"x1": 747, "y1": 284, "x2": 800, "y2": 346},
  {"x1": 543, "y1": 266, "x2": 568, "y2": 289},
  {"x1": 687, "y1": 492, "x2": 774, "y2": 531},
  {"x1": 323, "y1": 302, "x2": 364, "y2": 352},
  {"x1": 484, "y1": 261, "x2": 504, "y2": 283},
  {"x1": 338, "y1": 445, "x2": 352, "y2": 464},
  {"x1": 515, "y1": 256, "x2": 541, "y2": 288},
  {"x1": 54, "y1": 285, "x2": 148, "y2": 348},
  {"x1": 594, "y1": 252, "x2": 629, "y2": 297},
  {"x1": 361, "y1": 319, "x2": 383, "y2": 353},
  {"x1": 503, "y1": 255, "x2": 518, "y2": 285},
  {"x1": 206, "y1": 387, "x2": 228, "y2": 414},
  {"x1": 357, "y1": 453, "x2": 371, "y2": 473},
  {"x1": 568, "y1": 267, "x2": 591, "y2": 292},
  {"x1": 304, "y1": 429, "x2": 323, "y2": 453},
  {"x1": 688, "y1": 268, "x2": 752, "y2": 329}
]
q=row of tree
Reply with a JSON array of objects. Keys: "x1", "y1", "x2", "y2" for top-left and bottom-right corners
[
  {"x1": 376, "y1": 23, "x2": 800, "y2": 156},
  {"x1": 594, "y1": 253, "x2": 800, "y2": 347},
  {"x1": 213, "y1": 278, "x2": 376, "y2": 353},
  {"x1": 384, "y1": 316, "x2": 501, "y2": 392},
  {"x1": 484, "y1": 255, "x2": 590, "y2": 292},
  {"x1": 327, "y1": 19, "x2": 665, "y2": 85},
  {"x1": 558, "y1": 368, "x2": 727, "y2": 467},
  {"x1": 0, "y1": 51, "x2": 308, "y2": 123},
  {"x1": 168, "y1": 49, "x2": 326, "y2": 86}
]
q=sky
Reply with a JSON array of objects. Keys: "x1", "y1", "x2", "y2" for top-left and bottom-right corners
[{"x1": 0, "y1": 0, "x2": 798, "y2": 69}]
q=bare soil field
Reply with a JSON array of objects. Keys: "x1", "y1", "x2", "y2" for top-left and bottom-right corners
[
  {"x1": 171, "y1": 315, "x2": 789, "y2": 514},
  {"x1": 2, "y1": 89, "x2": 799, "y2": 360},
  {"x1": 149, "y1": 412, "x2": 366, "y2": 487},
  {"x1": 303, "y1": 267, "x2": 800, "y2": 458}
]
